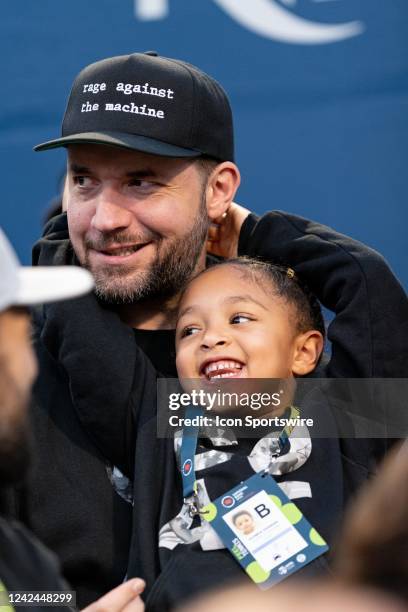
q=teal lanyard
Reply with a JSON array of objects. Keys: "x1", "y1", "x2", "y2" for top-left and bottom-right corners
[
  {"x1": 180, "y1": 406, "x2": 202, "y2": 509},
  {"x1": 180, "y1": 405, "x2": 300, "y2": 517}
]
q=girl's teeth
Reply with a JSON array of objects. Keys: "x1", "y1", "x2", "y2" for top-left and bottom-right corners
[
  {"x1": 204, "y1": 361, "x2": 243, "y2": 376},
  {"x1": 211, "y1": 372, "x2": 238, "y2": 379}
]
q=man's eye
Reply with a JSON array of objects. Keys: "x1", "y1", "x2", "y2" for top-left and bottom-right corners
[
  {"x1": 128, "y1": 179, "x2": 154, "y2": 189},
  {"x1": 180, "y1": 326, "x2": 200, "y2": 338},
  {"x1": 73, "y1": 176, "x2": 92, "y2": 187},
  {"x1": 230, "y1": 314, "x2": 252, "y2": 324}
]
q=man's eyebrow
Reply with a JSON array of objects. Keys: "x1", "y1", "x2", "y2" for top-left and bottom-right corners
[
  {"x1": 69, "y1": 163, "x2": 90, "y2": 174},
  {"x1": 68, "y1": 164, "x2": 160, "y2": 178},
  {"x1": 125, "y1": 169, "x2": 159, "y2": 179}
]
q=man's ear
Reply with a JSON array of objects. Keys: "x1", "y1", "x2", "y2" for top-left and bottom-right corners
[
  {"x1": 291, "y1": 330, "x2": 324, "y2": 376},
  {"x1": 205, "y1": 162, "x2": 241, "y2": 220}
]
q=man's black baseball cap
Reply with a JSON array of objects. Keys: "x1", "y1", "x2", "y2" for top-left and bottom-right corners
[{"x1": 34, "y1": 51, "x2": 234, "y2": 162}]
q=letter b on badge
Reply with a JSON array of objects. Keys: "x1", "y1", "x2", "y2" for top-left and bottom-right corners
[{"x1": 254, "y1": 504, "x2": 270, "y2": 519}]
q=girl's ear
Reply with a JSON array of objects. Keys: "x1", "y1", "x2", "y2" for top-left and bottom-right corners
[{"x1": 291, "y1": 330, "x2": 324, "y2": 376}]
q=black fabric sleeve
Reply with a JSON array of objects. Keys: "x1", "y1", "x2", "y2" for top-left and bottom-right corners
[
  {"x1": 35, "y1": 293, "x2": 157, "y2": 479},
  {"x1": 238, "y1": 211, "x2": 408, "y2": 378},
  {"x1": 0, "y1": 518, "x2": 75, "y2": 611}
]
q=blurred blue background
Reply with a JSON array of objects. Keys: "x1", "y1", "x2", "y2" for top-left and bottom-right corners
[{"x1": 1, "y1": 0, "x2": 407, "y2": 288}]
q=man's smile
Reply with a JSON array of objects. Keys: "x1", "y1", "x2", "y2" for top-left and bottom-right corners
[{"x1": 89, "y1": 242, "x2": 154, "y2": 264}]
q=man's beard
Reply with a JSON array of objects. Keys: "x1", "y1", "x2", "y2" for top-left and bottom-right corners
[
  {"x1": 82, "y1": 196, "x2": 210, "y2": 304},
  {"x1": 0, "y1": 368, "x2": 32, "y2": 486}
]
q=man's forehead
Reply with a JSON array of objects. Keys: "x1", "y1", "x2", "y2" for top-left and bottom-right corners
[
  {"x1": 67, "y1": 143, "x2": 165, "y2": 164},
  {"x1": 66, "y1": 143, "x2": 198, "y2": 175}
]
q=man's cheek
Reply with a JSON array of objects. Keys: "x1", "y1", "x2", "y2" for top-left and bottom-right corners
[
  {"x1": 67, "y1": 210, "x2": 89, "y2": 250},
  {"x1": 136, "y1": 204, "x2": 187, "y2": 236}
]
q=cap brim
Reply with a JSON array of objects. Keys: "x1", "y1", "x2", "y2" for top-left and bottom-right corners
[
  {"x1": 34, "y1": 131, "x2": 201, "y2": 158},
  {"x1": 14, "y1": 267, "x2": 94, "y2": 306}
]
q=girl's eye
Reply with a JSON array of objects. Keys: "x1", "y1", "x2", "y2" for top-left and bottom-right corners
[
  {"x1": 230, "y1": 314, "x2": 252, "y2": 324},
  {"x1": 180, "y1": 326, "x2": 200, "y2": 338}
]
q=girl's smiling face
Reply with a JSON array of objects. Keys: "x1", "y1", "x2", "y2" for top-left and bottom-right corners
[{"x1": 175, "y1": 264, "x2": 323, "y2": 383}]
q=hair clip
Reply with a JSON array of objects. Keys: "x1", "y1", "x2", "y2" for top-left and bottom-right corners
[{"x1": 286, "y1": 267, "x2": 295, "y2": 279}]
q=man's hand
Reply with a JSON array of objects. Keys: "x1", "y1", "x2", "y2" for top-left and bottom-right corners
[
  {"x1": 82, "y1": 578, "x2": 145, "y2": 612},
  {"x1": 207, "y1": 202, "x2": 251, "y2": 259}
]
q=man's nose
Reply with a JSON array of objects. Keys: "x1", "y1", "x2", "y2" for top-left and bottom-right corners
[{"x1": 91, "y1": 187, "x2": 133, "y2": 233}]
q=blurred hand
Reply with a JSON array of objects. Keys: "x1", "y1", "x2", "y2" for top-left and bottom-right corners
[
  {"x1": 82, "y1": 578, "x2": 145, "y2": 612},
  {"x1": 207, "y1": 202, "x2": 251, "y2": 259}
]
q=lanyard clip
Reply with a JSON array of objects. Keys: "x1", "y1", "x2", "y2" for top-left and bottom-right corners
[
  {"x1": 184, "y1": 494, "x2": 209, "y2": 518},
  {"x1": 184, "y1": 495, "x2": 200, "y2": 518}
]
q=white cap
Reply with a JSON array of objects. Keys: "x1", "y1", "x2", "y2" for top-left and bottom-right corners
[{"x1": 0, "y1": 227, "x2": 94, "y2": 312}]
